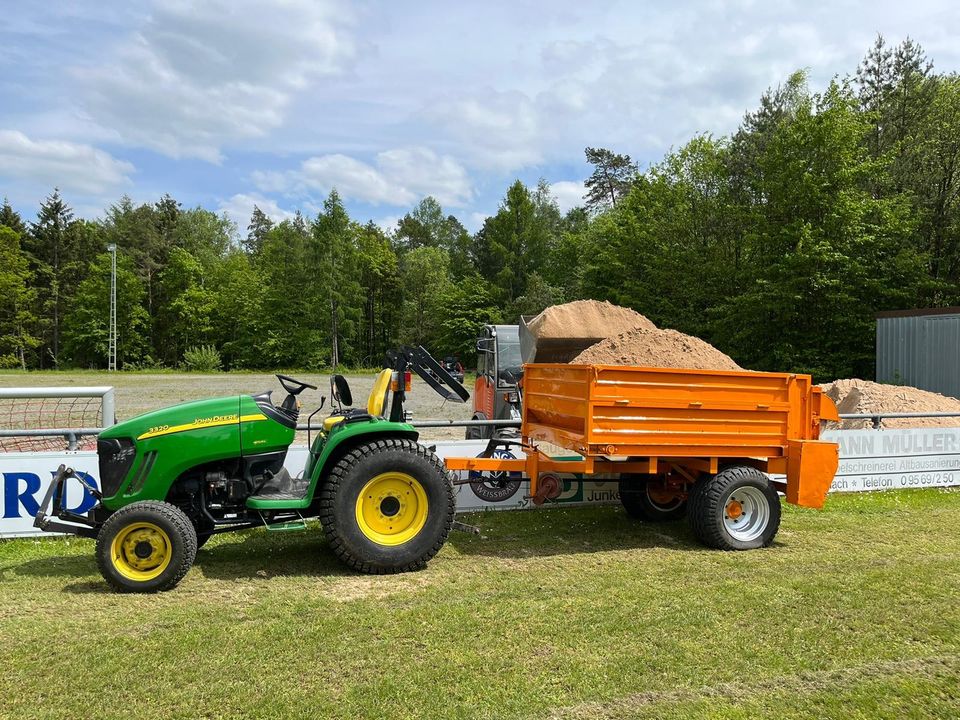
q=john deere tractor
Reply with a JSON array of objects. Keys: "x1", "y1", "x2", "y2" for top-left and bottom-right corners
[{"x1": 35, "y1": 348, "x2": 468, "y2": 593}]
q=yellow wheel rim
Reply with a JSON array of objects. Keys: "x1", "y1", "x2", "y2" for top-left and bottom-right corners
[
  {"x1": 355, "y1": 472, "x2": 428, "y2": 546},
  {"x1": 110, "y1": 521, "x2": 172, "y2": 582}
]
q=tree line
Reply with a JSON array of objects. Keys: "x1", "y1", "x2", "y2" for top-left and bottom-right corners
[{"x1": 1, "y1": 36, "x2": 958, "y2": 381}]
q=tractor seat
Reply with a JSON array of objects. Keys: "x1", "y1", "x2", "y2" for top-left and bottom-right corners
[{"x1": 322, "y1": 369, "x2": 392, "y2": 432}]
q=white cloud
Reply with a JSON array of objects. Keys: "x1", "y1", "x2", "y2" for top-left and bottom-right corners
[
  {"x1": 373, "y1": 214, "x2": 402, "y2": 234},
  {"x1": 256, "y1": 146, "x2": 472, "y2": 208},
  {"x1": 429, "y1": 90, "x2": 545, "y2": 171},
  {"x1": 466, "y1": 211, "x2": 490, "y2": 233},
  {"x1": 549, "y1": 180, "x2": 586, "y2": 213},
  {"x1": 0, "y1": 129, "x2": 133, "y2": 195},
  {"x1": 217, "y1": 193, "x2": 295, "y2": 233},
  {"x1": 300, "y1": 154, "x2": 400, "y2": 205},
  {"x1": 76, "y1": 0, "x2": 357, "y2": 161}
]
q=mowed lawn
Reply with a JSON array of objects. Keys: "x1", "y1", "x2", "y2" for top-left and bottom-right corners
[{"x1": 1, "y1": 489, "x2": 958, "y2": 719}]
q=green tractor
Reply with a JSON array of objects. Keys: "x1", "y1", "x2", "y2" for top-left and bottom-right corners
[{"x1": 35, "y1": 348, "x2": 469, "y2": 593}]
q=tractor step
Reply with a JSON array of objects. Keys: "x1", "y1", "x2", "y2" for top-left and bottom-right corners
[{"x1": 265, "y1": 519, "x2": 307, "y2": 532}]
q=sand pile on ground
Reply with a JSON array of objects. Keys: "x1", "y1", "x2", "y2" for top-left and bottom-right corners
[
  {"x1": 571, "y1": 326, "x2": 743, "y2": 371},
  {"x1": 521, "y1": 300, "x2": 655, "y2": 363},
  {"x1": 821, "y1": 378, "x2": 960, "y2": 429}
]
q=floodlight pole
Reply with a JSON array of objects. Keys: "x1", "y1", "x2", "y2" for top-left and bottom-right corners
[{"x1": 107, "y1": 243, "x2": 117, "y2": 372}]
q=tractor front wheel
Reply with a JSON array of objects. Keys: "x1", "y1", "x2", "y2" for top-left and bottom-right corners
[
  {"x1": 319, "y1": 439, "x2": 455, "y2": 574},
  {"x1": 95, "y1": 501, "x2": 198, "y2": 593}
]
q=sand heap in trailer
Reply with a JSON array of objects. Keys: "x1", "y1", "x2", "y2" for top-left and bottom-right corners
[
  {"x1": 521, "y1": 299, "x2": 741, "y2": 371},
  {"x1": 572, "y1": 326, "x2": 742, "y2": 371},
  {"x1": 821, "y1": 378, "x2": 960, "y2": 429},
  {"x1": 520, "y1": 300, "x2": 656, "y2": 363}
]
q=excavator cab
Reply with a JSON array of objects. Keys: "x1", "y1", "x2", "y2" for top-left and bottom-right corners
[{"x1": 470, "y1": 324, "x2": 522, "y2": 439}]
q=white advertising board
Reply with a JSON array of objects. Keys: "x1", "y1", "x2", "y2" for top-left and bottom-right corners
[
  {"x1": 822, "y1": 428, "x2": 960, "y2": 492},
  {"x1": 2, "y1": 429, "x2": 958, "y2": 538}
]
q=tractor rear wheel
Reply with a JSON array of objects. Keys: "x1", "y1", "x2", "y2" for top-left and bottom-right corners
[
  {"x1": 618, "y1": 477, "x2": 687, "y2": 521},
  {"x1": 95, "y1": 501, "x2": 198, "y2": 593},
  {"x1": 319, "y1": 438, "x2": 455, "y2": 574},
  {"x1": 688, "y1": 466, "x2": 781, "y2": 550}
]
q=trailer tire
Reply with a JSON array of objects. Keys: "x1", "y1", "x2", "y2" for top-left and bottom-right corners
[
  {"x1": 618, "y1": 478, "x2": 687, "y2": 521},
  {"x1": 95, "y1": 501, "x2": 198, "y2": 593},
  {"x1": 688, "y1": 466, "x2": 780, "y2": 550},
  {"x1": 319, "y1": 438, "x2": 455, "y2": 574}
]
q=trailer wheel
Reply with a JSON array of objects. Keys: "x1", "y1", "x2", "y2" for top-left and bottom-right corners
[
  {"x1": 688, "y1": 466, "x2": 780, "y2": 550},
  {"x1": 95, "y1": 501, "x2": 198, "y2": 593},
  {"x1": 319, "y1": 438, "x2": 455, "y2": 574},
  {"x1": 618, "y1": 478, "x2": 687, "y2": 521}
]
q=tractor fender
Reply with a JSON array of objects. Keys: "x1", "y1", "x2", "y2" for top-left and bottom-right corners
[{"x1": 306, "y1": 420, "x2": 419, "y2": 497}]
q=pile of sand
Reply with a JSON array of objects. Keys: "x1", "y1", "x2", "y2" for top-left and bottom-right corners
[
  {"x1": 821, "y1": 378, "x2": 960, "y2": 429},
  {"x1": 572, "y1": 326, "x2": 743, "y2": 371},
  {"x1": 521, "y1": 300, "x2": 656, "y2": 363},
  {"x1": 527, "y1": 299, "x2": 655, "y2": 337}
]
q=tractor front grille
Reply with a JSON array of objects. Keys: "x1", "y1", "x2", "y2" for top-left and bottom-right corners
[{"x1": 97, "y1": 438, "x2": 136, "y2": 498}]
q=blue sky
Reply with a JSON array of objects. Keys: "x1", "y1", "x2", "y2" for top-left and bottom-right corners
[{"x1": 2, "y1": 1, "x2": 959, "y2": 234}]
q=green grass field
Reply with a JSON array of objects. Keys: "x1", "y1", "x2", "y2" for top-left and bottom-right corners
[{"x1": 2, "y1": 489, "x2": 958, "y2": 719}]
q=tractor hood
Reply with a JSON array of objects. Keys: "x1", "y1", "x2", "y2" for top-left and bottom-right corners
[
  {"x1": 96, "y1": 394, "x2": 296, "y2": 502},
  {"x1": 99, "y1": 395, "x2": 251, "y2": 443}
]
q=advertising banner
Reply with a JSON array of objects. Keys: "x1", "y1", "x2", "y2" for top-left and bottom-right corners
[{"x1": 822, "y1": 427, "x2": 960, "y2": 492}]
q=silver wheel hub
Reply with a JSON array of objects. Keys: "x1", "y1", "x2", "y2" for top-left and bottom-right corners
[{"x1": 722, "y1": 486, "x2": 769, "y2": 542}]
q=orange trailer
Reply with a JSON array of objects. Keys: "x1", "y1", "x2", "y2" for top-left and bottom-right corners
[{"x1": 445, "y1": 364, "x2": 840, "y2": 550}]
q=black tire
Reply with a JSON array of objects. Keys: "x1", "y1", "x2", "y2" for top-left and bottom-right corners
[
  {"x1": 618, "y1": 478, "x2": 688, "y2": 521},
  {"x1": 319, "y1": 438, "x2": 455, "y2": 574},
  {"x1": 95, "y1": 500, "x2": 198, "y2": 593},
  {"x1": 688, "y1": 466, "x2": 781, "y2": 550},
  {"x1": 465, "y1": 414, "x2": 488, "y2": 440}
]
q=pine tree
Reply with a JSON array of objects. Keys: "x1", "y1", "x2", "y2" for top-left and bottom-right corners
[
  {"x1": 312, "y1": 190, "x2": 362, "y2": 367},
  {"x1": 0, "y1": 226, "x2": 39, "y2": 369},
  {"x1": 27, "y1": 189, "x2": 75, "y2": 366},
  {"x1": 245, "y1": 205, "x2": 273, "y2": 255},
  {"x1": 0, "y1": 198, "x2": 27, "y2": 236},
  {"x1": 584, "y1": 147, "x2": 638, "y2": 210}
]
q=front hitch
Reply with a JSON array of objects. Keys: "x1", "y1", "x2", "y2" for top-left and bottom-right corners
[{"x1": 33, "y1": 464, "x2": 102, "y2": 539}]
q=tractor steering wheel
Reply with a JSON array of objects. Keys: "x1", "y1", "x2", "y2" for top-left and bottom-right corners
[{"x1": 276, "y1": 374, "x2": 317, "y2": 395}]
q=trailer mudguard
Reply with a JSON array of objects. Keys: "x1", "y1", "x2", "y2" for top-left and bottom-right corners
[{"x1": 785, "y1": 439, "x2": 840, "y2": 509}]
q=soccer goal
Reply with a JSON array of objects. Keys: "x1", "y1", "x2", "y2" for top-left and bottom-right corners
[{"x1": 0, "y1": 387, "x2": 115, "y2": 452}]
